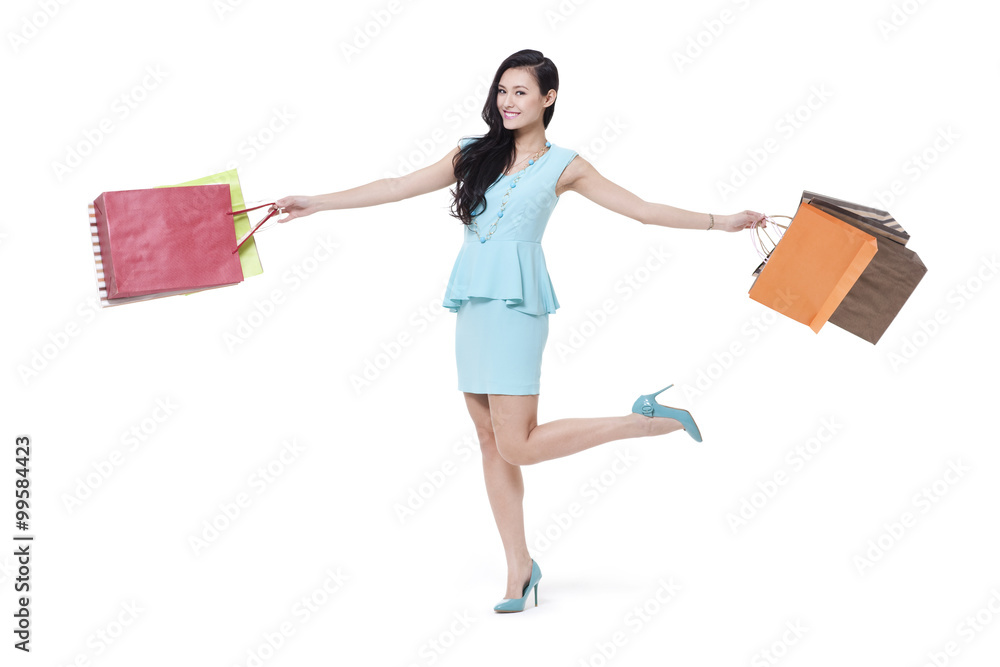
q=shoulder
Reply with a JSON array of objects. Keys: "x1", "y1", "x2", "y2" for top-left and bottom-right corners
[
  {"x1": 548, "y1": 143, "x2": 576, "y2": 160},
  {"x1": 458, "y1": 136, "x2": 481, "y2": 150},
  {"x1": 548, "y1": 143, "x2": 582, "y2": 174},
  {"x1": 550, "y1": 146, "x2": 593, "y2": 192}
]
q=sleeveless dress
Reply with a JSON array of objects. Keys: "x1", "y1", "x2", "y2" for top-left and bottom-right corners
[{"x1": 443, "y1": 136, "x2": 578, "y2": 395}]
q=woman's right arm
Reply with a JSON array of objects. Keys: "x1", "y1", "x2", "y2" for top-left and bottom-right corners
[{"x1": 276, "y1": 145, "x2": 462, "y2": 223}]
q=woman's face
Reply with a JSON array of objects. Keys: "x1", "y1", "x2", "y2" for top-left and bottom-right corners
[{"x1": 496, "y1": 67, "x2": 555, "y2": 131}]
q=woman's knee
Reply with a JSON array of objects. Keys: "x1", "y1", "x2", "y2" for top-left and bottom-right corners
[
  {"x1": 475, "y1": 426, "x2": 502, "y2": 455},
  {"x1": 494, "y1": 437, "x2": 532, "y2": 466},
  {"x1": 481, "y1": 431, "x2": 527, "y2": 466}
]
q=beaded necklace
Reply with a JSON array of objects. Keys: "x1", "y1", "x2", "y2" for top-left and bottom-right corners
[{"x1": 470, "y1": 141, "x2": 551, "y2": 244}]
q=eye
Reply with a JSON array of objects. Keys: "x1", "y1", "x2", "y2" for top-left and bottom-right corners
[{"x1": 516, "y1": 91, "x2": 525, "y2": 95}]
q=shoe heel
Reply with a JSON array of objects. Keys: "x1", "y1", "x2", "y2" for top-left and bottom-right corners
[
  {"x1": 632, "y1": 384, "x2": 674, "y2": 416},
  {"x1": 534, "y1": 583, "x2": 538, "y2": 607},
  {"x1": 631, "y1": 383, "x2": 703, "y2": 442}
]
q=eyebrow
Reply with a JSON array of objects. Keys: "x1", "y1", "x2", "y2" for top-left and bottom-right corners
[{"x1": 499, "y1": 84, "x2": 528, "y2": 90}]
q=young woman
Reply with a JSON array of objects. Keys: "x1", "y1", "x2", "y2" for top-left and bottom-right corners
[{"x1": 275, "y1": 49, "x2": 765, "y2": 613}]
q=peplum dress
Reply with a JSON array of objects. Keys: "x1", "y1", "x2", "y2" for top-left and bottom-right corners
[{"x1": 443, "y1": 136, "x2": 579, "y2": 395}]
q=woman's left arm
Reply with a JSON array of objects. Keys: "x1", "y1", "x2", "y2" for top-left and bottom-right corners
[{"x1": 559, "y1": 156, "x2": 764, "y2": 232}]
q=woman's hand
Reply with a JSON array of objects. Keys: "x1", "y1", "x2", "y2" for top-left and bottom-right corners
[
  {"x1": 274, "y1": 195, "x2": 320, "y2": 223},
  {"x1": 717, "y1": 210, "x2": 766, "y2": 232}
]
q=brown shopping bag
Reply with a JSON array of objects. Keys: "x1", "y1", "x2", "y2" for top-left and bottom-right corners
[
  {"x1": 800, "y1": 191, "x2": 927, "y2": 344},
  {"x1": 748, "y1": 202, "x2": 878, "y2": 333}
]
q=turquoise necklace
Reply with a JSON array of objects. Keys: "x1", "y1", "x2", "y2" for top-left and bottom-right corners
[{"x1": 471, "y1": 141, "x2": 551, "y2": 244}]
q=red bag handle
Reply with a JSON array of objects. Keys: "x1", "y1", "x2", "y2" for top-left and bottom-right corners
[{"x1": 229, "y1": 202, "x2": 281, "y2": 254}]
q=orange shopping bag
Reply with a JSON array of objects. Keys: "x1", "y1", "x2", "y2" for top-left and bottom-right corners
[{"x1": 749, "y1": 202, "x2": 878, "y2": 333}]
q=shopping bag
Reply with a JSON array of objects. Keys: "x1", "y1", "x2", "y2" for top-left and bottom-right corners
[
  {"x1": 748, "y1": 201, "x2": 878, "y2": 333},
  {"x1": 91, "y1": 183, "x2": 246, "y2": 305},
  {"x1": 800, "y1": 191, "x2": 927, "y2": 344},
  {"x1": 801, "y1": 190, "x2": 910, "y2": 245},
  {"x1": 160, "y1": 168, "x2": 264, "y2": 279}
]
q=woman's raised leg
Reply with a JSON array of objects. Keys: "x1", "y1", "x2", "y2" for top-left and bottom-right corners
[{"x1": 489, "y1": 393, "x2": 684, "y2": 466}]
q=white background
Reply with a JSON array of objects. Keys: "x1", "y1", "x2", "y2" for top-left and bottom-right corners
[{"x1": 3, "y1": 0, "x2": 999, "y2": 665}]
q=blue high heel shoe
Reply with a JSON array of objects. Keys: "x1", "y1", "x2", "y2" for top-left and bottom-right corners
[
  {"x1": 632, "y1": 384, "x2": 703, "y2": 442},
  {"x1": 494, "y1": 559, "x2": 542, "y2": 613}
]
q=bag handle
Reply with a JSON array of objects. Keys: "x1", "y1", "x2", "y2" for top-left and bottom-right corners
[
  {"x1": 751, "y1": 214, "x2": 791, "y2": 260},
  {"x1": 229, "y1": 202, "x2": 282, "y2": 254}
]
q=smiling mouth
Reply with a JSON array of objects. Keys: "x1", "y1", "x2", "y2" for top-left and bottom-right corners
[{"x1": 502, "y1": 110, "x2": 520, "y2": 118}]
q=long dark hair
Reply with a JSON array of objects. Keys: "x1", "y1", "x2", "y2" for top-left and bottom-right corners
[{"x1": 450, "y1": 49, "x2": 559, "y2": 225}]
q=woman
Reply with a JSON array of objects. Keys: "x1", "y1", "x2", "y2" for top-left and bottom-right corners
[{"x1": 275, "y1": 49, "x2": 765, "y2": 613}]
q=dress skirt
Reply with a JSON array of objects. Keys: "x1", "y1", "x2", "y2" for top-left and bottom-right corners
[{"x1": 455, "y1": 297, "x2": 549, "y2": 395}]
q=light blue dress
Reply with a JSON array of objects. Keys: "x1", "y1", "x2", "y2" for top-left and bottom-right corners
[{"x1": 444, "y1": 136, "x2": 579, "y2": 395}]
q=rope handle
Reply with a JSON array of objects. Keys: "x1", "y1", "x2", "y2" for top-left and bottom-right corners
[
  {"x1": 750, "y1": 214, "x2": 792, "y2": 261},
  {"x1": 229, "y1": 202, "x2": 284, "y2": 254}
]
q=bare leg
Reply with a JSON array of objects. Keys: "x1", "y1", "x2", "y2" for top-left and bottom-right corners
[
  {"x1": 463, "y1": 392, "x2": 534, "y2": 600},
  {"x1": 489, "y1": 393, "x2": 685, "y2": 466}
]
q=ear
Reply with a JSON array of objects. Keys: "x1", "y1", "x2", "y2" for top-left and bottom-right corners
[{"x1": 543, "y1": 89, "x2": 557, "y2": 107}]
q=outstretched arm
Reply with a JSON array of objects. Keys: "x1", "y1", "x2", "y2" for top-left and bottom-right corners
[
  {"x1": 559, "y1": 156, "x2": 764, "y2": 232},
  {"x1": 276, "y1": 145, "x2": 461, "y2": 223}
]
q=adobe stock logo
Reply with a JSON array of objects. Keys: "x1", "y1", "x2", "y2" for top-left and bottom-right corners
[
  {"x1": 7, "y1": 0, "x2": 72, "y2": 53},
  {"x1": 62, "y1": 398, "x2": 179, "y2": 514},
  {"x1": 671, "y1": 0, "x2": 758, "y2": 73},
  {"x1": 716, "y1": 85, "x2": 833, "y2": 202},
  {"x1": 726, "y1": 417, "x2": 841, "y2": 534},
  {"x1": 51, "y1": 65, "x2": 168, "y2": 182},
  {"x1": 917, "y1": 588, "x2": 1000, "y2": 667},
  {"x1": 338, "y1": 0, "x2": 412, "y2": 63},
  {"x1": 876, "y1": 0, "x2": 933, "y2": 40},
  {"x1": 577, "y1": 577, "x2": 681, "y2": 666},
  {"x1": 886, "y1": 254, "x2": 997, "y2": 372},
  {"x1": 852, "y1": 459, "x2": 970, "y2": 575}
]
